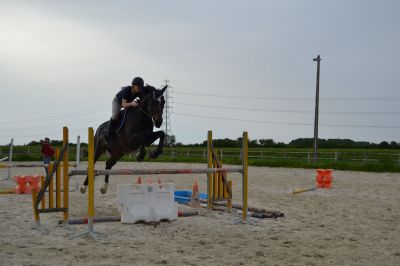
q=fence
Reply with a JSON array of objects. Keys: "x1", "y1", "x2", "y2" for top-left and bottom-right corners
[
  {"x1": 1, "y1": 145, "x2": 400, "y2": 164},
  {"x1": 162, "y1": 149, "x2": 400, "y2": 164}
]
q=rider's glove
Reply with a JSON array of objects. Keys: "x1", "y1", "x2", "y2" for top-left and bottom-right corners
[{"x1": 133, "y1": 97, "x2": 141, "y2": 103}]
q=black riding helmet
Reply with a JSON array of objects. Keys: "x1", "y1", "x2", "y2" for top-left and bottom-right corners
[{"x1": 132, "y1": 77, "x2": 144, "y2": 88}]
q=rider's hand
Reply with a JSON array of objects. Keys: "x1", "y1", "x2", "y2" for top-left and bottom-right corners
[
  {"x1": 130, "y1": 101, "x2": 139, "y2": 107},
  {"x1": 133, "y1": 97, "x2": 141, "y2": 103}
]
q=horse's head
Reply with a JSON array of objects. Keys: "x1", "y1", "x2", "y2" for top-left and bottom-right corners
[{"x1": 142, "y1": 84, "x2": 167, "y2": 128}]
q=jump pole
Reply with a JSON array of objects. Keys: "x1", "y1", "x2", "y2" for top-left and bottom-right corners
[
  {"x1": 0, "y1": 162, "x2": 77, "y2": 168},
  {"x1": 70, "y1": 167, "x2": 243, "y2": 176},
  {"x1": 48, "y1": 163, "x2": 54, "y2": 209},
  {"x1": 75, "y1": 136, "x2": 81, "y2": 191},
  {"x1": 71, "y1": 128, "x2": 253, "y2": 239},
  {"x1": 71, "y1": 127, "x2": 104, "y2": 240},
  {"x1": 31, "y1": 126, "x2": 70, "y2": 233},
  {"x1": 62, "y1": 127, "x2": 69, "y2": 224},
  {"x1": 242, "y1": 132, "x2": 248, "y2": 220},
  {"x1": 207, "y1": 131, "x2": 213, "y2": 209},
  {"x1": 55, "y1": 148, "x2": 61, "y2": 209},
  {"x1": 8, "y1": 138, "x2": 13, "y2": 180}
]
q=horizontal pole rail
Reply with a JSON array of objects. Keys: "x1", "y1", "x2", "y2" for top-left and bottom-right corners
[
  {"x1": 69, "y1": 167, "x2": 243, "y2": 176},
  {"x1": 0, "y1": 162, "x2": 77, "y2": 168},
  {"x1": 38, "y1": 208, "x2": 68, "y2": 213}
]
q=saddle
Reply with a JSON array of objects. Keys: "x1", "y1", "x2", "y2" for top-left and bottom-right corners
[{"x1": 103, "y1": 110, "x2": 128, "y2": 144}]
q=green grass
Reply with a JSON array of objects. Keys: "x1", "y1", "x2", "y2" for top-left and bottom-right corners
[
  {"x1": 114, "y1": 155, "x2": 400, "y2": 173},
  {"x1": 3, "y1": 146, "x2": 400, "y2": 173},
  {"x1": 250, "y1": 158, "x2": 400, "y2": 173}
]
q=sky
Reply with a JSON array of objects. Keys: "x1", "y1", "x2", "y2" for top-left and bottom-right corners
[{"x1": 0, "y1": 0, "x2": 399, "y2": 145}]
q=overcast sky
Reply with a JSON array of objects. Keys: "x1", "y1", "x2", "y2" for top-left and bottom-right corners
[{"x1": 0, "y1": 0, "x2": 399, "y2": 145}]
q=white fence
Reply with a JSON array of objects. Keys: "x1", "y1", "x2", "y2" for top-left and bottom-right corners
[
  {"x1": 160, "y1": 149, "x2": 400, "y2": 163},
  {"x1": 2, "y1": 146, "x2": 399, "y2": 164}
]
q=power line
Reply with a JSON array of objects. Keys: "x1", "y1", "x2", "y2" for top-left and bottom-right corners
[
  {"x1": 0, "y1": 104, "x2": 109, "y2": 124},
  {"x1": 0, "y1": 124, "x2": 92, "y2": 142},
  {"x1": 173, "y1": 90, "x2": 400, "y2": 101},
  {"x1": 174, "y1": 80, "x2": 400, "y2": 88},
  {"x1": 174, "y1": 102, "x2": 400, "y2": 115},
  {"x1": 174, "y1": 112, "x2": 400, "y2": 129},
  {"x1": 0, "y1": 114, "x2": 108, "y2": 132},
  {"x1": 174, "y1": 91, "x2": 312, "y2": 101},
  {"x1": 175, "y1": 102, "x2": 312, "y2": 113}
]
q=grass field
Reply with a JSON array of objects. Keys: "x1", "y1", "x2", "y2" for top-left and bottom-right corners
[{"x1": 3, "y1": 146, "x2": 400, "y2": 173}]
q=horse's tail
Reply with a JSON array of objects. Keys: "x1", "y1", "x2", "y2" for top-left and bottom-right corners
[
  {"x1": 93, "y1": 122, "x2": 108, "y2": 162},
  {"x1": 94, "y1": 125, "x2": 102, "y2": 144},
  {"x1": 94, "y1": 128, "x2": 101, "y2": 154}
]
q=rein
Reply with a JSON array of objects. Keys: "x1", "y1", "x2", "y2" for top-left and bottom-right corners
[{"x1": 137, "y1": 92, "x2": 162, "y2": 120}]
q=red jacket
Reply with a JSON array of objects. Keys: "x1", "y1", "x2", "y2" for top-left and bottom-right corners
[{"x1": 42, "y1": 143, "x2": 55, "y2": 157}]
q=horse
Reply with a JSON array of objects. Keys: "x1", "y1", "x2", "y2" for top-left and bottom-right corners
[{"x1": 80, "y1": 84, "x2": 167, "y2": 194}]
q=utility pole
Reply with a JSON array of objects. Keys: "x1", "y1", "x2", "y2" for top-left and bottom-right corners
[
  {"x1": 163, "y1": 79, "x2": 173, "y2": 145},
  {"x1": 8, "y1": 138, "x2": 13, "y2": 180},
  {"x1": 313, "y1": 55, "x2": 321, "y2": 163}
]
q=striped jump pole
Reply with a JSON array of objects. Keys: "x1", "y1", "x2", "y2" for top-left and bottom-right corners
[
  {"x1": 0, "y1": 163, "x2": 51, "y2": 168},
  {"x1": 0, "y1": 163, "x2": 77, "y2": 168},
  {"x1": 69, "y1": 167, "x2": 243, "y2": 176}
]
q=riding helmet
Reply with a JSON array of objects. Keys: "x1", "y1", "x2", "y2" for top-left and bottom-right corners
[{"x1": 132, "y1": 77, "x2": 144, "y2": 88}]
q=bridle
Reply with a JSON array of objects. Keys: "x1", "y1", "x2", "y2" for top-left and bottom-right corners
[{"x1": 138, "y1": 91, "x2": 164, "y2": 121}]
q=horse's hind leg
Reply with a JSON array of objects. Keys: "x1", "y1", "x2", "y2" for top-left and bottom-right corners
[
  {"x1": 80, "y1": 144, "x2": 104, "y2": 194},
  {"x1": 100, "y1": 152, "x2": 124, "y2": 194}
]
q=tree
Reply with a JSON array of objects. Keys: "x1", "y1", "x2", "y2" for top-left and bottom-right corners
[
  {"x1": 175, "y1": 142, "x2": 183, "y2": 147},
  {"x1": 27, "y1": 140, "x2": 41, "y2": 146},
  {"x1": 289, "y1": 138, "x2": 313, "y2": 148},
  {"x1": 259, "y1": 139, "x2": 275, "y2": 147},
  {"x1": 165, "y1": 134, "x2": 176, "y2": 146},
  {"x1": 249, "y1": 139, "x2": 258, "y2": 148},
  {"x1": 378, "y1": 141, "x2": 390, "y2": 149},
  {"x1": 389, "y1": 141, "x2": 399, "y2": 149}
]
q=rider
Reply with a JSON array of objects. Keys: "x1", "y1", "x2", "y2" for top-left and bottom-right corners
[
  {"x1": 41, "y1": 137, "x2": 55, "y2": 176},
  {"x1": 105, "y1": 77, "x2": 144, "y2": 138}
]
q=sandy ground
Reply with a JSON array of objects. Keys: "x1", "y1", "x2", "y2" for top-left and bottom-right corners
[{"x1": 0, "y1": 162, "x2": 399, "y2": 266}]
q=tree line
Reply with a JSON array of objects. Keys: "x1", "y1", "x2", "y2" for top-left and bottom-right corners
[{"x1": 175, "y1": 137, "x2": 400, "y2": 149}]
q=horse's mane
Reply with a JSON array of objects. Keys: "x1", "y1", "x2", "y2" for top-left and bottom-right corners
[{"x1": 142, "y1": 84, "x2": 156, "y2": 95}]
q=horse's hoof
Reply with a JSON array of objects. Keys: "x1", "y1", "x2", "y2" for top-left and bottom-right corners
[
  {"x1": 149, "y1": 151, "x2": 160, "y2": 159},
  {"x1": 136, "y1": 153, "x2": 145, "y2": 162},
  {"x1": 80, "y1": 185, "x2": 87, "y2": 194},
  {"x1": 100, "y1": 183, "x2": 108, "y2": 194}
]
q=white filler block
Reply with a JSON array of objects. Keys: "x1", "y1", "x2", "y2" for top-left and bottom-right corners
[{"x1": 117, "y1": 183, "x2": 178, "y2": 224}]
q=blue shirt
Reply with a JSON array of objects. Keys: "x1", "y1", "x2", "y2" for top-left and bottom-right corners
[{"x1": 115, "y1": 86, "x2": 141, "y2": 103}]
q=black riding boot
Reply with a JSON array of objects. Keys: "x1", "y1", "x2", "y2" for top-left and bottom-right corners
[{"x1": 105, "y1": 118, "x2": 117, "y2": 140}]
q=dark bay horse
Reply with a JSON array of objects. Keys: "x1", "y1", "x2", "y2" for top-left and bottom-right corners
[{"x1": 80, "y1": 85, "x2": 166, "y2": 194}]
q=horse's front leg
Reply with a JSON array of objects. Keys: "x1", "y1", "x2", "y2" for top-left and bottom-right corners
[
  {"x1": 127, "y1": 132, "x2": 143, "y2": 159},
  {"x1": 136, "y1": 144, "x2": 146, "y2": 162},
  {"x1": 146, "y1": 130, "x2": 165, "y2": 159}
]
